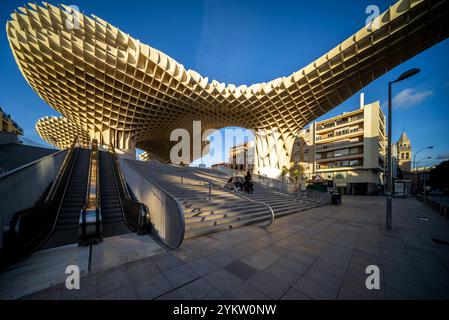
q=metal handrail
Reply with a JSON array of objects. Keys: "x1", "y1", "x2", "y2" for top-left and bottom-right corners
[
  {"x1": 109, "y1": 145, "x2": 149, "y2": 233},
  {"x1": 44, "y1": 135, "x2": 79, "y2": 202},
  {"x1": 83, "y1": 140, "x2": 100, "y2": 211},
  {"x1": 35, "y1": 139, "x2": 80, "y2": 250},
  {"x1": 0, "y1": 149, "x2": 66, "y2": 180},
  {"x1": 79, "y1": 139, "x2": 102, "y2": 245},
  {"x1": 191, "y1": 172, "x2": 275, "y2": 228},
  {"x1": 123, "y1": 159, "x2": 185, "y2": 248}
]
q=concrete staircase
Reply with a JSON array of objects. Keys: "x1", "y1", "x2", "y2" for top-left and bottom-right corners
[
  {"x1": 126, "y1": 160, "x2": 323, "y2": 239},
  {"x1": 126, "y1": 160, "x2": 272, "y2": 238},
  {"x1": 191, "y1": 169, "x2": 324, "y2": 219}
]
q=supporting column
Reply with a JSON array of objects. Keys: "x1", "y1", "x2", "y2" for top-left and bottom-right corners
[{"x1": 253, "y1": 128, "x2": 295, "y2": 179}]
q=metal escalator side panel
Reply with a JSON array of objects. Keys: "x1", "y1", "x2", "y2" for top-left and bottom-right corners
[
  {"x1": 79, "y1": 140, "x2": 102, "y2": 246},
  {"x1": 108, "y1": 147, "x2": 150, "y2": 235},
  {"x1": 40, "y1": 148, "x2": 91, "y2": 249},
  {"x1": 1, "y1": 139, "x2": 80, "y2": 263}
]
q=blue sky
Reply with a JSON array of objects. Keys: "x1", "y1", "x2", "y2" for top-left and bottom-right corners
[{"x1": 1, "y1": 0, "x2": 448, "y2": 166}]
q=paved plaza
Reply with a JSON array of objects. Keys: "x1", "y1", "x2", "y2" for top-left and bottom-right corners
[{"x1": 22, "y1": 196, "x2": 449, "y2": 300}]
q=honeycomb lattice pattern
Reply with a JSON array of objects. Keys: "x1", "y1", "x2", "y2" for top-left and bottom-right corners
[
  {"x1": 36, "y1": 116, "x2": 90, "y2": 149},
  {"x1": 6, "y1": 1, "x2": 449, "y2": 160}
]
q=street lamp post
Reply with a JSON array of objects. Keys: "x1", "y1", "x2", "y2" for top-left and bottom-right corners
[
  {"x1": 386, "y1": 68, "x2": 421, "y2": 230},
  {"x1": 416, "y1": 156, "x2": 432, "y2": 193},
  {"x1": 413, "y1": 146, "x2": 433, "y2": 192}
]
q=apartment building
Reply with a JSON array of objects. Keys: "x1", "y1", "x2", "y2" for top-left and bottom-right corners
[
  {"x1": 0, "y1": 107, "x2": 23, "y2": 136},
  {"x1": 294, "y1": 95, "x2": 386, "y2": 194},
  {"x1": 229, "y1": 141, "x2": 255, "y2": 172}
]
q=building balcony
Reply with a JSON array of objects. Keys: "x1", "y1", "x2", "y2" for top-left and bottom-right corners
[
  {"x1": 316, "y1": 128, "x2": 364, "y2": 144},
  {"x1": 316, "y1": 153, "x2": 363, "y2": 163},
  {"x1": 316, "y1": 140, "x2": 363, "y2": 153},
  {"x1": 315, "y1": 117, "x2": 363, "y2": 134}
]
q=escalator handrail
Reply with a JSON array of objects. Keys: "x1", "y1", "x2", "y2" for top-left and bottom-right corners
[
  {"x1": 79, "y1": 139, "x2": 102, "y2": 245},
  {"x1": 107, "y1": 146, "x2": 136, "y2": 232},
  {"x1": 44, "y1": 135, "x2": 79, "y2": 203},
  {"x1": 109, "y1": 145, "x2": 150, "y2": 233},
  {"x1": 109, "y1": 145, "x2": 133, "y2": 201},
  {"x1": 82, "y1": 139, "x2": 100, "y2": 211},
  {"x1": 122, "y1": 159, "x2": 185, "y2": 248},
  {"x1": 34, "y1": 147, "x2": 81, "y2": 250},
  {"x1": 0, "y1": 149, "x2": 66, "y2": 180},
  {"x1": 2, "y1": 136, "x2": 80, "y2": 256}
]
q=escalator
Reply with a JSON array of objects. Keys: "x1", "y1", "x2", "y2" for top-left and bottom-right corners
[
  {"x1": 1, "y1": 139, "x2": 150, "y2": 265},
  {"x1": 99, "y1": 151, "x2": 132, "y2": 237},
  {"x1": 41, "y1": 148, "x2": 91, "y2": 249}
]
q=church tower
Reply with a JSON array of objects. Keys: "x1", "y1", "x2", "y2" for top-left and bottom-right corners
[{"x1": 397, "y1": 131, "x2": 412, "y2": 172}]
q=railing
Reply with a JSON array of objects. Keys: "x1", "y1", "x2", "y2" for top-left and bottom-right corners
[
  {"x1": 191, "y1": 172, "x2": 275, "y2": 227},
  {"x1": 79, "y1": 139, "x2": 102, "y2": 246},
  {"x1": 120, "y1": 159, "x2": 185, "y2": 249},
  {"x1": 1, "y1": 136, "x2": 77, "y2": 263},
  {"x1": 252, "y1": 173, "x2": 295, "y2": 194},
  {"x1": 109, "y1": 145, "x2": 150, "y2": 234}
]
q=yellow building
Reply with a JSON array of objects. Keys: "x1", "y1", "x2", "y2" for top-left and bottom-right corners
[
  {"x1": 295, "y1": 94, "x2": 386, "y2": 194},
  {"x1": 0, "y1": 107, "x2": 23, "y2": 136},
  {"x1": 229, "y1": 141, "x2": 255, "y2": 172},
  {"x1": 397, "y1": 131, "x2": 412, "y2": 172}
]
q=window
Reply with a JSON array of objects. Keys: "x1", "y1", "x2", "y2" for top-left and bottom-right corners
[
  {"x1": 406, "y1": 153, "x2": 409, "y2": 159},
  {"x1": 334, "y1": 149, "x2": 349, "y2": 157},
  {"x1": 335, "y1": 172, "x2": 347, "y2": 179}
]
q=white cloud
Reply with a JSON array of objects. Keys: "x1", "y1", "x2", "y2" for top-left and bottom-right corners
[{"x1": 392, "y1": 88, "x2": 433, "y2": 109}]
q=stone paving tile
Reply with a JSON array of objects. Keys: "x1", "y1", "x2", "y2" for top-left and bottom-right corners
[
  {"x1": 97, "y1": 265, "x2": 132, "y2": 296},
  {"x1": 166, "y1": 279, "x2": 223, "y2": 300},
  {"x1": 153, "y1": 253, "x2": 184, "y2": 270},
  {"x1": 303, "y1": 266, "x2": 343, "y2": 289},
  {"x1": 203, "y1": 268, "x2": 243, "y2": 294},
  {"x1": 203, "y1": 251, "x2": 234, "y2": 267},
  {"x1": 281, "y1": 288, "x2": 312, "y2": 300},
  {"x1": 312, "y1": 259, "x2": 347, "y2": 280},
  {"x1": 186, "y1": 257, "x2": 219, "y2": 276},
  {"x1": 125, "y1": 259, "x2": 160, "y2": 282},
  {"x1": 97, "y1": 284, "x2": 139, "y2": 300},
  {"x1": 224, "y1": 260, "x2": 258, "y2": 281},
  {"x1": 135, "y1": 273, "x2": 174, "y2": 300},
  {"x1": 293, "y1": 275, "x2": 340, "y2": 300},
  {"x1": 162, "y1": 264, "x2": 199, "y2": 288},
  {"x1": 286, "y1": 251, "x2": 316, "y2": 265},
  {"x1": 276, "y1": 256, "x2": 310, "y2": 276},
  {"x1": 224, "y1": 283, "x2": 270, "y2": 300},
  {"x1": 263, "y1": 263, "x2": 300, "y2": 285},
  {"x1": 240, "y1": 248, "x2": 282, "y2": 271},
  {"x1": 17, "y1": 196, "x2": 449, "y2": 300},
  {"x1": 339, "y1": 270, "x2": 386, "y2": 300},
  {"x1": 22, "y1": 285, "x2": 63, "y2": 300},
  {"x1": 60, "y1": 273, "x2": 99, "y2": 300},
  {"x1": 246, "y1": 270, "x2": 293, "y2": 300}
]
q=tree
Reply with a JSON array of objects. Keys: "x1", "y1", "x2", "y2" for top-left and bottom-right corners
[
  {"x1": 281, "y1": 166, "x2": 289, "y2": 181},
  {"x1": 293, "y1": 168, "x2": 300, "y2": 187},
  {"x1": 429, "y1": 160, "x2": 449, "y2": 194}
]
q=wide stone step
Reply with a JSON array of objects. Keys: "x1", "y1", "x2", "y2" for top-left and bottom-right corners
[
  {"x1": 185, "y1": 211, "x2": 269, "y2": 230},
  {"x1": 184, "y1": 215, "x2": 268, "y2": 239},
  {"x1": 185, "y1": 207, "x2": 269, "y2": 222}
]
